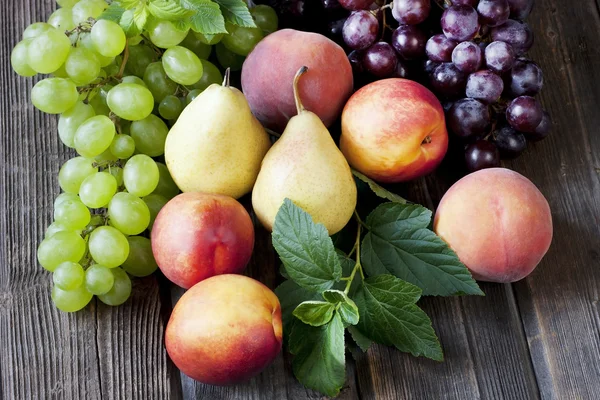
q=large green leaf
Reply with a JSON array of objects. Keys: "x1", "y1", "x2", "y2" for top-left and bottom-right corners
[
  {"x1": 213, "y1": 0, "x2": 256, "y2": 27},
  {"x1": 181, "y1": 0, "x2": 227, "y2": 34}
]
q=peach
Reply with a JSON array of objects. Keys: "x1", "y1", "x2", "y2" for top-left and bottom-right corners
[
  {"x1": 165, "y1": 274, "x2": 283, "y2": 385},
  {"x1": 151, "y1": 192, "x2": 254, "y2": 289},
  {"x1": 241, "y1": 29, "x2": 353, "y2": 132},
  {"x1": 434, "y1": 168, "x2": 552, "y2": 283},
  {"x1": 340, "y1": 78, "x2": 448, "y2": 183}
]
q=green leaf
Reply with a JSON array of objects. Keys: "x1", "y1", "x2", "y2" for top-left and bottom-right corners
[
  {"x1": 172, "y1": 18, "x2": 192, "y2": 31},
  {"x1": 275, "y1": 280, "x2": 320, "y2": 332},
  {"x1": 289, "y1": 313, "x2": 346, "y2": 397},
  {"x1": 322, "y1": 289, "x2": 359, "y2": 326},
  {"x1": 133, "y1": 4, "x2": 150, "y2": 30},
  {"x1": 181, "y1": 0, "x2": 227, "y2": 34},
  {"x1": 353, "y1": 275, "x2": 443, "y2": 361},
  {"x1": 348, "y1": 325, "x2": 372, "y2": 352},
  {"x1": 272, "y1": 199, "x2": 342, "y2": 293},
  {"x1": 119, "y1": 0, "x2": 140, "y2": 9},
  {"x1": 148, "y1": 0, "x2": 194, "y2": 20},
  {"x1": 322, "y1": 289, "x2": 347, "y2": 304},
  {"x1": 120, "y1": 9, "x2": 141, "y2": 37},
  {"x1": 99, "y1": 4, "x2": 126, "y2": 22},
  {"x1": 293, "y1": 301, "x2": 335, "y2": 327},
  {"x1": 353, "y1": 170, "x2": 408, "y2": 204},
  {"x1": 213, "y1": 0, "x2": 256, "y2": 27},
  {"x1": 362, "y1": 203, "x2": 484, "y2": 296}
]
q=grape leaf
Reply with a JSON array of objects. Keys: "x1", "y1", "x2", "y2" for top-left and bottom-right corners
[
  {"x1": 213, "y1": 0, "x2": 256, "y2": 27},
  {"x1": 293, "y1": 301, "x2": 335, "y2": 327},
  {"x1": 120, "y1": 9, "x2": 141, "y2": 37},
  {"x1": 133, "y1": 4, "x2": 150, "y2": 30},
  {"x1": 180, "y1": 0, "x2": 227, "y2": 34},
  {"x1": 272, "y1": 199, "x2": 342, "y2": 293},
  {"x1": 361, "y1": 203, "x2": 484, "y2": 296},
  {"x1": 99, "y1": 4, "x2": 126, "y2": 22},
  {"x1": 289, "y1": 313, "x2": 346, "y2": 397},
  {"x1": 353, "y1": 275, "x2": 443, "y2": 361},
  {"x1": 148, "y1": 0, "x2": 194, "y2": 20},
  {"x1": 353, "y1": 170, "x2": 408, "y2": 204}
]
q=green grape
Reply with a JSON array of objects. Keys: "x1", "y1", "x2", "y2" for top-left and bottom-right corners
[
  {"x1": 123, "y1": 155, "x2": 160, "y2": 197},
  {"x1": 31, "y1": 78, "x2": 78, "y2": 114},
  {"x1": 48, "y1": 7, "x2": 76, "y2": 31},
  {"x1": 186, "y1": 89, "x2": 202, "y2": 105},
  {"x1": 121, "y1": 75, "x2": 147, "y2": 87},
  {"x1": 27, "y1": 27, "x2": 71, "y2": 74},
  {"x1": 194, "y1": 32, "x2": 224, "y2": 45},
  {"x1": 106, "y1": 83, "x2": 154, "y2": 121},
  {"x1": 251, "y1": 5, "x2": 279, "y2": 34},
  {"x1": 45, "y1": 222, "x2": 71, "y2": 238},
  {"x1": 147, "y1": 20, "x2": 188, "y2": 48},
  {"x1": 143, "y1": 62, "x2": 178, "y2": 103},
  {"x1": 89, "y1": 226, "x2": 130, "y2": 268},
  {"x1": 74, "y1": 115, "x2": 116, "y2": 158},
  {"x1": 189, "y1": 60, "x2": 222, "y2": 91},
  {"x1": 78, "y1": 32, "x2": 115, "y2": 67},
  {"x1": 91, "y1": 19, "x2": 126, "y2": 57},
  {"x1": 65, "y1": 47, "x2": 101, "y2": 85},
  {"x1": 97, "y1": 267, "x2": 131, "y2": 306},
  {"x1": 58, "y1": 157, "x2": 98, "y2": 193},
  {"x1": 161, "y1": 46, "x2": 204, "y2": 85},
  {"x1": 127, "y1": 35, "x2": 143, "y2": 46},
  {"x1": 54, "y1": 192, "x2": 80, "y2": 208},
  {"x1": 103, "y1": 57, "x2": 121, "y2": 77},
  {"x1": 94, "y1": 148, "x2": 118, "y2": 163},
  {"x1": 215, "y1": 43, "x2": 245, "y2": 72},
  {"x1": 222, "y1": 23, "x2": 263, "y2": 56},
  {"x1": 57, "y1": 0, "x2": 79, "y2": 7},
  {"x1": 85, "y1": 264, "x2": 115, "y2": 295},
  {"x1": 22, "y1": 22, "x2": 53, "y2": 40},
  {"x1": 180, "y1": 32, "x2": 212, "y2": 59},
  {"x1": 122, "y1": 236, "x2": 158, "y2": 277},
  {"x1": 109, "y1": 134, "x2": 135, "y2": 159},
  {"x1": 153, "y1": 162, "x2": 180, "y2": 199},
  {"x1": 110, "y1": 166, "x2": 124, "y2": 187},
  {"x1": 108, "y1": 192, "x2": 151, "y2": 235},
  {"x1": 72, "y1": 0, "x2": 108, "y2": 24},
  {"x1": 37, "y1": 230, "x2": 86, "y2": 271},
  {"x1": 54, "y1": 196, "x2": 91, "y2": 230},
  {"x1": 130, "y1": 115, "x2": 168, "y2": 157},
  {"x1": 158, "y1": 95, "x2": 183, "y2": 120},
  {"x1": 58, "y1": 101, "x2": 96, "y2": 148},
  {"x1": 88, "y1": 90, "x2": 111, "y2": 116},
  {"x1": 52, "y1": 63, "x2": 69, "y2": 78},
  {"x1": 11, "y1": 40, "x2": 36, "y2": 77},
  {"x1": 52, "y1": 284, "x2": 93, "y2": 312},
  {"x1": 53, "y1": 261, "x2": 85, "y2": 291},
  {"x1": 126, "y1": 45, "x2": 155, "y2": 78},
  {"x1": 79, "y1": 171, "x2": 117, "y2": 208},
  {"x1": 143, "y1": 194, "x2": 168, "y2": 231}
]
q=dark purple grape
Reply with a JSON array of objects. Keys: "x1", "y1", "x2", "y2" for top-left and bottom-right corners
[
  {"x1": 452, "y1": 41, "x2": 482, "y2": 73},
  {"x1": 348, "y1": 50, "x2": 364, "y2": 74},
  {"x1": 466, "y1": 70, "x2": 504, "y2": 103},
  {"x1": 392, "y1": 0, "x2": 431, "y2": 25},
  {"x1": 430, "y1": 63, "x2": 467, "y2": 98},
  {"x1": 477, "y1": 0, "x2": 510, "y2": 27},
  {"x1": 391, "y1": 25, "x2": 427, "y2": 60},
  {"x1": 525, "y1": 110, "x2": 551, "y2": 141},
  {"x1": 328, "y1": 18, "x2": 346, "y2": 43},
  {"x1": 364, "y1": 42, "x2": 398, "y2": 78},
  {"x1": 507, "y1": 0, "x2": 534, "y2": 20},
  {"x1": 452, "y1": 0, "x2": 479, "y2": 5},
  {"x1": 447, "y1": 98, "x2": 491, "y2": 137},
  {"x1": 441, "y1": 5, "x2": 480, "y2": 42},
  {"x1": 338, "y1": 0, "x2": 374, "y2": 11},
  {"x1": 322, "y1": 0, "x2": 342, "y2": 10},
  {"x1": 393, "y1": 59, "x2": 410, "y2": 78},
  {"x1": 465, "y1": 140, "x2": 501, "y2": 171},
  {"x1": 424, "y1": 59, "x2": 440, "y2": 75},
  {"x1": 508, "y1": 58, "x2": 543, "y2": 96},
  {"x1": 425, "y1": 34, "x2": 458, "y2": 62},
  {"x1": 342, "y1": 11, "x2": 379, "y2": 50},
  {"x1": 484, "y1": 41, "x2": 515, "y2": 73},
  {"x1": 491, "y1": 20, "x2": 534, "y2": 55},
  {"x1": 506, "y1": 95, "x2": 543, "y2": 132},
  {"x1": 493, "y1": 124, "x2": 527, "y2": 158}
]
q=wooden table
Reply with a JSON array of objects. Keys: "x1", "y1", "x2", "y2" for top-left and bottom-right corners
[{"x1": 2, "y1": 1, "x2": 599, "y2": 399}]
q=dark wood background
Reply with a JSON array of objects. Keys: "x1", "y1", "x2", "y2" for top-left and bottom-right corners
[{"x1": 2, "y1": 1, "x2": 599, "y2": 399}]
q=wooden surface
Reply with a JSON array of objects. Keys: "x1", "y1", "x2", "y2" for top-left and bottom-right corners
[{"x1": 1, "y1": 1, "x2": 599, "y2": 399}]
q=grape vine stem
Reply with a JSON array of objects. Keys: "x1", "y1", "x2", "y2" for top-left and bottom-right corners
[
  {"x1": 344, "y1": 211, "x2": 366, "y2": 294},
  {"x1": 116, "y1": 42, "x2": 129, "y2": 79}
]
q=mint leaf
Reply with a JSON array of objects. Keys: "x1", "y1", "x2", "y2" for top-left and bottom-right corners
[
  {"x1": 289, "y1": 313, "x2": 346, "y2": 397},
  {"x1": 322, "y1": 289, "x2": 359, "y2": 326},
  {"x1": 148, "y1": 0, "x2": 194, "y2": 20},
  {"x1": 362, "y1": 203, "x2": 483, "y2": 296},
  {"x1": 181, "y1": 0, "x2": 227, "y2": 34},
  {"x1": 353, "y1": 275, "x2": 443, "y2": 361},
  {"x1": 275, "y1": 280, "x2": 320, "y2": 331},
  {"x1": 133, "y1": 4, "x2": 150, "y2": 30},
  {"x1": 120, "y1": 9, "x2": 141, "y2": 37},
  {"x1": 272, "y1": 199, "x2": 342, "y2": 292},
  {"x1": 293, "y1": 301, "x2": 335, "y2": 327},
  {"x1": 353, "y1": 170, "x2": 408, "y2": 204},
  {"x1": 213, "y1": 0, "x2": 256, "y2": 27},
  {"x1": 99, "y1": 4, "x2": 125, "y2": 22},
  {"x1": 348, "y1": 325, "x2": 372, "y2": 352}
]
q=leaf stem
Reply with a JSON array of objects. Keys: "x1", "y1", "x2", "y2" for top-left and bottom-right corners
[{"x1": 344, "y1": 219, "x2": 365, "y2": 294}]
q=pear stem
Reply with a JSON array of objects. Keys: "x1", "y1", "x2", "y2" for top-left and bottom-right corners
[
  {"x1": 293, "y1": 66, "x2": 309, "y2": 115},
  {"x1": 222, "y1": 68, "x2": 231, "y2": 88}
]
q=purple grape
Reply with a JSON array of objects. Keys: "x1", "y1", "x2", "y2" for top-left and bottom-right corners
[
  {"x1": 465, "y1": 140, "x2": 501, "y2": 171},
  {"x1": 328, "y1": 18, "x2": 346, "y2": 43},
  {"x1": 391, "y1": 25, "x2": 427, "y2": 60},
  {"x1": 392, "y1": 0, "x2": 431, "y2": 25},
  {"x1": 508, "y1": 58, "x2": 543, "y2": 96},
  {"x1": 466, "y1": 70, "x2": 504, "y2": 104},
  {"x1": 425, "y1": 34, "x2": 458, "y2": 62},
  {"x1": 342, "y1": 11, "x2": 379, "y2": 50},
  {"x1": 430, "y1": 63, "x2": 467, "y2": 98},
  {"x1": 364, "y1": 42, "x2": 398, "y2": 78},
  {"x1": 491, "y1": 20, "x2": 534, "y2": 55},
  {"x1": 441, "y1": 5, "x2": 480, "y2": 42},
  {"x1": 348, "y1": 50, "x2": 364, "y2": 74},
  {"x1": 452, "y1": 0, "x2": 479, "y2": 5},
  {"x1": 484, "y1": 41, "x2": 516, "y2": 73},
  {"x1": 338, "y1": 0, "x2": 374, "y2": 11},
  {"x1": 448, "y1": 98, "x2": 491, "y2": 137},
  {"x1": 477, "y1": 0, "x2": 510, "y2": 27},
  {"x1": 493, "y1": 124, "x2": 527, "y2": 158},
  {"x1": 393, "y1": 59, "x2": 410, "y2": 78},
  {"x1": 506, "y1": 95, "x2": 543, "y2": 132},
  {"x1": 507, "y1": 0, "x2": 534, "y2": 20},
  {"x1": 322, "y1": 0, "x2": 343, "y2": 10},
  {"x1": 452, "y1": 41, "x2": 482, "y2": 73},
  {"x1": 525, "y1": 110, "x2": 551, "y2": 141},
  {"x1": 424, "y1": 59, "x2": 440, "y2": 75}
]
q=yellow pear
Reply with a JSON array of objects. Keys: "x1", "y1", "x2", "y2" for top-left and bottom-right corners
[
  {"x1": 165, "y1": 69, "x2": 271, "y2": 199},
  {"x1": 252, "y1": 66, "x2": 357, "y2": 234}
]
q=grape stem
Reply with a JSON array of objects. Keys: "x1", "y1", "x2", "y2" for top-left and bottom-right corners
[
  {"x1": 293, "y1": 66, "x2": 309, "y2": 114},
  {"x1": 344, "y1": 211, "x2": 366, "y2": 295},
  {"x1": 116, "y1": 42, "x2": 129, "y2": 79}
]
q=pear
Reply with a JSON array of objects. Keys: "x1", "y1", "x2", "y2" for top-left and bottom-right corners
[
  {"x1": 165, "y1": 69, "x2": 271, "y2": 199},
  {"x1": 252, "y1": 66, "x2": 357, "y2": 235}
]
